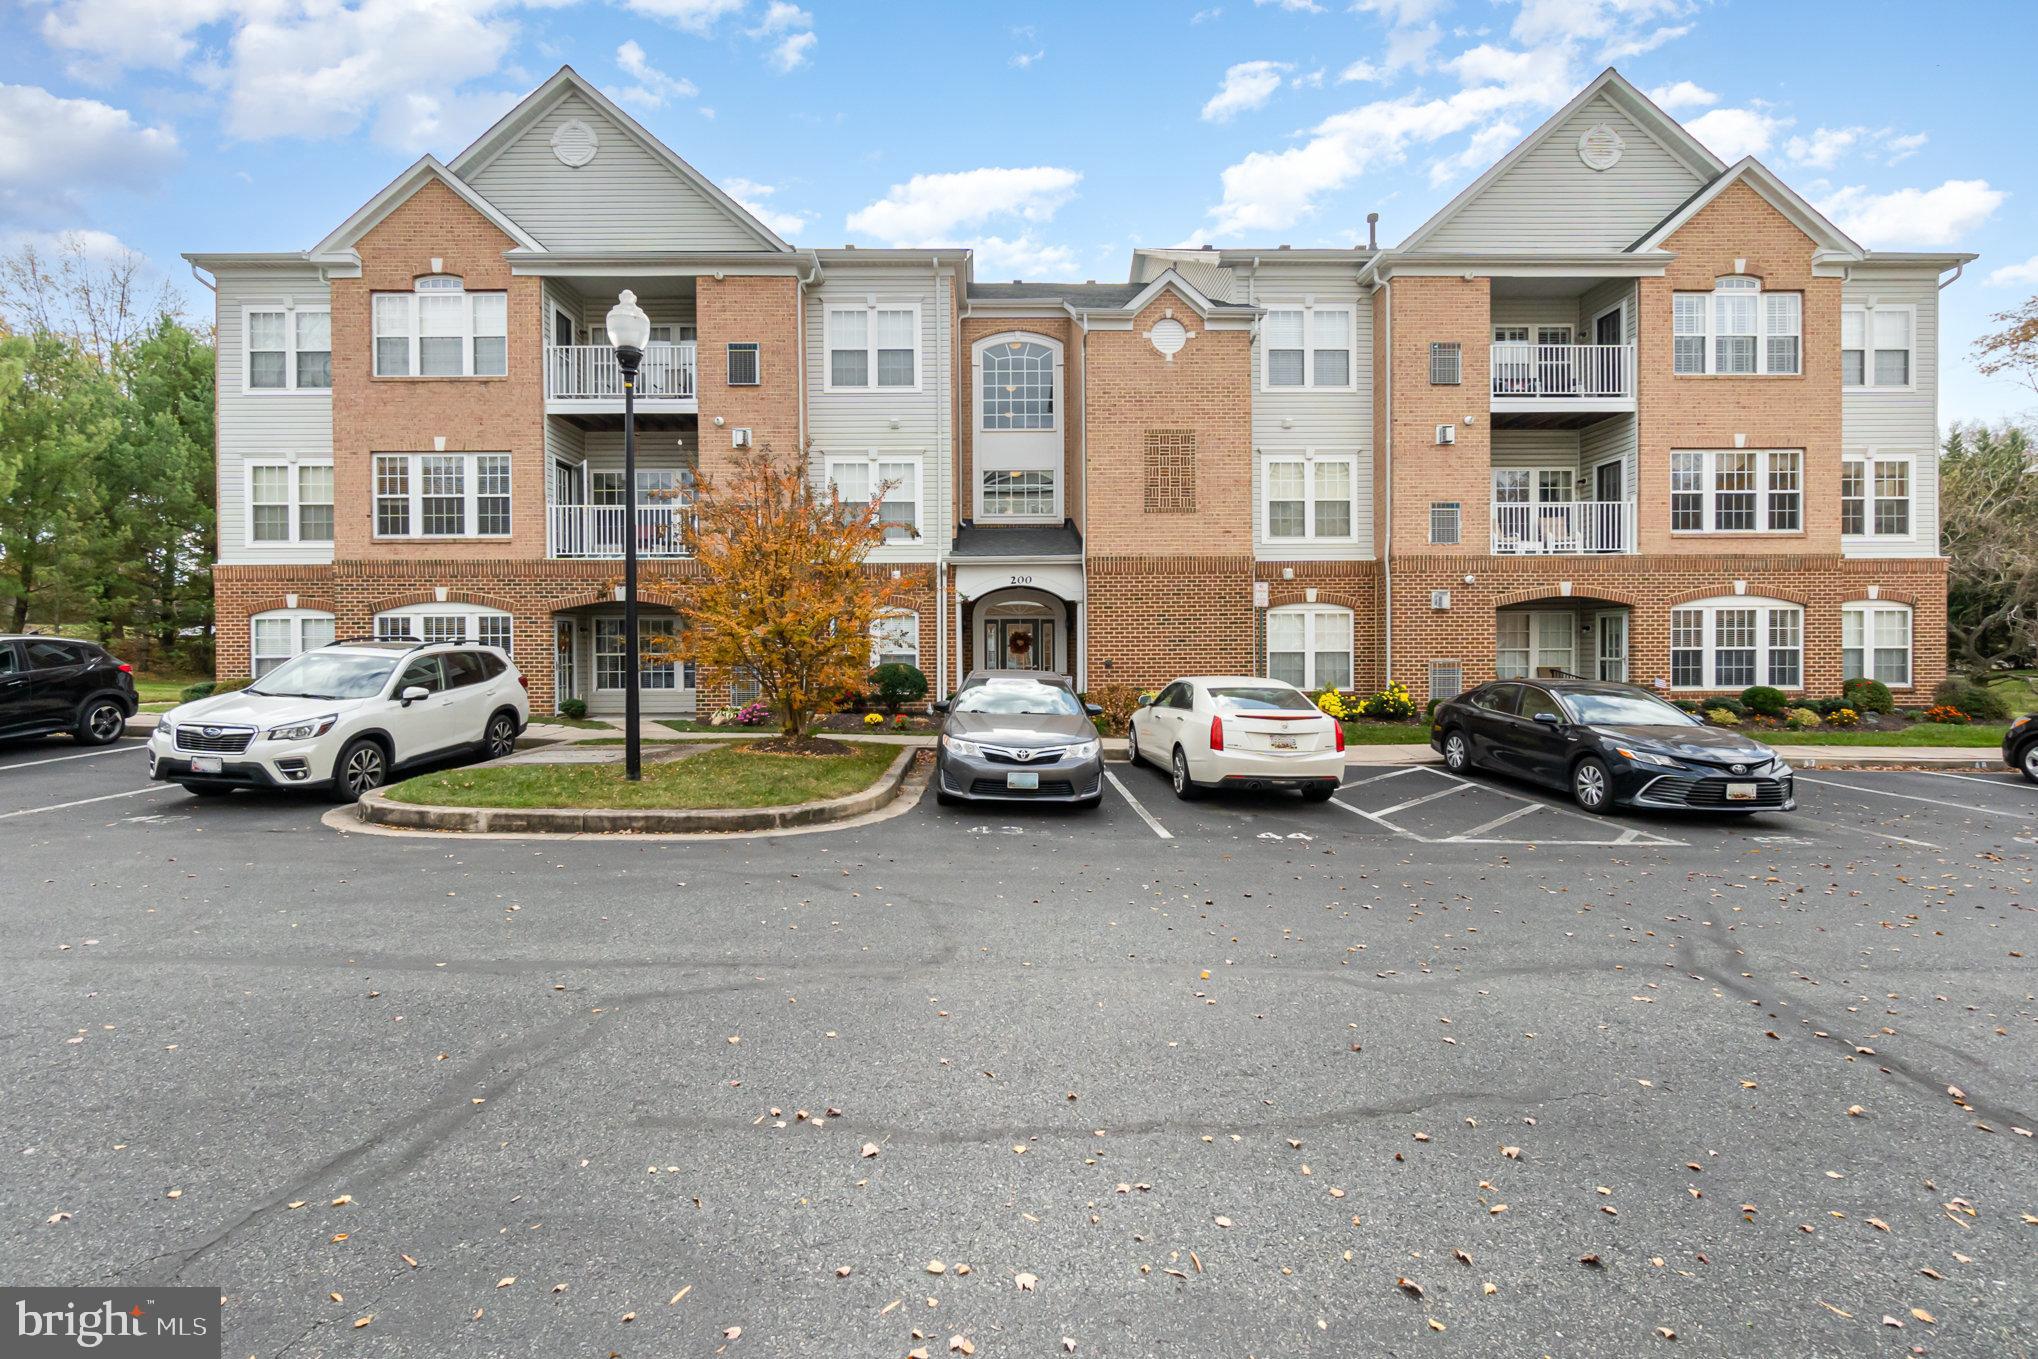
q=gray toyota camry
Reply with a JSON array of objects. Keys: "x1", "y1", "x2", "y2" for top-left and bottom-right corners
[{"x1": 932, "y1": 673, "x2": 1105, "y2": 808}]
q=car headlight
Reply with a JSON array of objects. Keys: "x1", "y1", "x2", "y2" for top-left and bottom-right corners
[
  {"x1": 1068, "y1": 738, "x2": 1101, "y2": 760},
  {"x1": 1615, "y1": 746, "x2": 1683, "y2": 769},
  {"x1": 2013, "y1": 715, "x2": 2033, "y2": 731},
  {"x1": 942, "y1": 736, "x2": 982, "y2": 758},
  {"x1": 156, "y1": 718, "x2": 174, "y2": 738},
  {"x1": 266, "y1": 714, "x2": 339, "y2": 742}
]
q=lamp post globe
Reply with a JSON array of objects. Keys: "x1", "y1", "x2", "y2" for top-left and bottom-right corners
[{"x1": 607, "y1": 290, "x2": 651, "y2": 780}]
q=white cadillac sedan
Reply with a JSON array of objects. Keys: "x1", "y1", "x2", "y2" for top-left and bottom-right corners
[{"x1": 1126, "y1": 676, "x2": 1346, "y2": 801}]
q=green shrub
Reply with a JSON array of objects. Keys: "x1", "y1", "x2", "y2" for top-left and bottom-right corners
[
  {"x1": 1703, "y1": 707, "x2": 1741, "y2": 726},
  {"x1": 1784, "y1": 706, "x2": 1821, "y2": 730},
  {"x1": 1706, "y1": 696, "x2": 1748, "y2": 717},
  {"x1": 1739, "y1": 685, "x2": 1788, "y2": 717},
  {"x1": 1842, "y1": 677, "x2": 1895, "y2": 714},
  {"x1": 1355, "y1": 681, "x2": 1418, "y2": 721},
  {"x1": 179, "y1": 681, "x2": 216, "y2": 702},
  {"x1": 869, "y1": 662, "x2": 929, "y2": 715},
  {"x1": 1932, "y1": 678, "x2": 2009, "y2": 722},
  {"x1": 558, "y1": 698, "x2": 588, "y2": 720},
  {"x1": 1082, "y1": 683, "x2": 1144, "y2": 736},
  {"x1": 1424, "y1": 697, "x2": 1444, "y2": 722}
]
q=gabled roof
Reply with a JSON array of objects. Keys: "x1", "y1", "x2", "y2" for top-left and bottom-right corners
[
  {"x1": 310, "y1": 156, "x2": 544, "y2": 259},
  {"x1": 1119, "y1": 267, "x2": 1254, "y2": 317},
  {"x1": 1629, "y1": 156, "x2": 1863, "y2": 256},
  {"x1": 447, "y1": 66, "x2": 792, "y2": 253},
  {"x1": 1396, "y1": 67, "x2": 1725, "y2": 256}
]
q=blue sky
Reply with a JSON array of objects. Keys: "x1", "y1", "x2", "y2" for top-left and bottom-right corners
[{"x1": 3, "y1": 0, "x2": 2033, "y2": 420}]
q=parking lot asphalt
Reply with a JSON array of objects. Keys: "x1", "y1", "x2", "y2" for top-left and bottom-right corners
[{"x1": 0, "y1": 735, "x2": 2033, "y2": 1357}]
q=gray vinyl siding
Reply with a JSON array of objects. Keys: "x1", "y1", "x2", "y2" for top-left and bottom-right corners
[
  {"x1": 1491, "y1": 429, "x2": 1580, "y2": 469},
  {"x1": 1577, "y1": 279, "x2": 1637, "y2": 344},
  {"x1": 1422, "y1": 97, "x2": 1708, "y2": 252},
  {"x1": 804, "y1": 265, "x2": 951, "y2": 564},
  {"x1": 543, "y1": 417, "x2": 585, "y2": 473},
  {"x1": 1579, "y1": 413, "x2": 1638, "y2": 507},
  {"x1": 214, "y1": 265, "x2": 334, "y2": 566},
  {"x1": 464, "y1": 92, "x2": 772, "y2": 252},
  {"x1": 1246, "y1": 263, "x2": 1374, "y2": 560},
  {"x1": 1841, "y1": 269, "x2": 1941, "y2": 559}
]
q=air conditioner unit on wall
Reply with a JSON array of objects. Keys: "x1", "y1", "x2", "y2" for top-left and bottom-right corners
[
  {"x1": 1430, "y1": 589, "x2": 1451, "y2": 610},
  {"x1": 1435, "y1": 424, "x2": 1456, "y2": 446}
]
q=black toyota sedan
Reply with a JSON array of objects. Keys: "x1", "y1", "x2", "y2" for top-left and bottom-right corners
[{"x1": 1430, "y1": 679, "x2": 1794, "y2": 813}]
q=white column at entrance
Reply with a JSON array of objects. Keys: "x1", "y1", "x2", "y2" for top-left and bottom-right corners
[{"x1": 954, "y1": 589, "x2": 965, "y2": 692}]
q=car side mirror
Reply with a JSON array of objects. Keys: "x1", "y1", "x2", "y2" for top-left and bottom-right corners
[
  {"x1": 1134, "y1": 694, "x2": 1153, "y2": 708},
  {"x1": 1084, "y1": 703, "x2": 1104, "y2": 717},
  {"x1": 932, "y1": 699, "x2": 950, "y2": 713},
  {"x1": 400, "y1": 685, "x2": 429, "y2": 706},
  {"x1": 1533, "y1": 710, "x2": 1561, "y2": 725}
]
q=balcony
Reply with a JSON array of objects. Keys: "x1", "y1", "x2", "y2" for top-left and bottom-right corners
[
  {"x1": 546, "y1": 343, "x2": 696, "y2": 413},
  {"x1": 1489, "y1": 343, "x2": 1634, "y2": 419},
  {"x1": 548, "y1": 503, "x2": 692, "y2": 559},
  {"x1": 1491, "y1": 500, "x2": 1634, "y2": 555}
]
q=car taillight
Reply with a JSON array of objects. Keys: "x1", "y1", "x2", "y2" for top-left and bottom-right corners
[
  {"x1": 518, "y1": 674, "x2": 529, "y2": 690},
  {"x1": 1209, "y1": 715, "x2": 1224, "y2": 751},
  {"x1": 1334, "y1": 720, "x2": 1345, "y2": 753},
  {"x1": 117, "y1": 663, "x2": 133, "y2": 673}
]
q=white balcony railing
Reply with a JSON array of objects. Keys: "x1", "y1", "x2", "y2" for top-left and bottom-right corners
[
  {"x1": 1490, "y1": 343, "x2": 1632, "y2": 401},
  {"x1": 1491, "y1": 500, "x2": 1634, "y2": 554},
  {"x1": 546, "y1": 342, "x2": 696, "y2": 401},
  {"x1": 548, "y1": 503, "x2": 693, "y2": 558}
]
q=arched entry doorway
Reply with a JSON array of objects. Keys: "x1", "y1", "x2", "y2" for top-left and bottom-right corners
[
  {"x1": 975, "y1": 587, "x2": 1068, "y2": 676},
  {"x1": 1495, "y1": 595, "x2": 1630, "y2": 683}
]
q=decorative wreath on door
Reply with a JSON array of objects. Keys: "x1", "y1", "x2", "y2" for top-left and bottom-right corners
[{"x1": 1006, "y1": 631, "x2": 1033, "y2": 660}]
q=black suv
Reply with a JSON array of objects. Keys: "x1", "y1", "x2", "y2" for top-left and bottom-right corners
[{"x1": 0, "y1": 636, "x2": 138, "y2": 745}]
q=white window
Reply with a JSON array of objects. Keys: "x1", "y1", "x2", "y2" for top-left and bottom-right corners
[
  {"x1": 245, "y1": 307, "x2": 331, "y2": 392},
  {"x1": 1841, "y1": 452, "x2": 1914, "y2": 537},
  {"x1": 593, "y1": 617, "x2": 687, "y2": 689},
  {"x1": 825, "y1": 303, "x2": 920, "y2": 391},
  {"x1": 980, "y1": 469, "x2": 1056, "y2": 518},
  {"x1": 249, "y1": 609, "x2": 336, "y2": 677},
  {"x1": 826, "y1": 455, "x2": 921, "y2": 541},
  {"x1": 247, "y1": 461, "x2": 334, "y2": 544},
  {"x1": 1496, "y1": 611, "x2": 1576, "y2": 680},
  {"x1": 371, "y1": 278, "x2": 508, "y2": 377},
  {"x1": 1841, "y1": 306, "x2": 1914, "y2": 389},
  {"x1": 871, "y1": 610, "x2": 920, "y2": 668},
  {"x1": 374, "y1": 605, "x2": 514, "y2": 655},
  {"x1": 1261, "y1": 303, "x2": 1354, "y2": 390},
  {"x1": 1429, "y1": 501, "x2": 1461, "y2": 545},
  {"x1": 1261, "y1": 452, "x2": 1358, "y2": 541},
  {"x1": 1266, "y1": 605, "x2": 1353, "y2": 691},
  {"x1": 981, "y1": 340, "x2": 1056, "y2": 429},
  {"x1": 1669, "y1": 450, "x2": 1802, "y2": 533},
  {"x1": 372, "y1": 452, "x2": 511, "y2": 538},
  {"x1": 1842, "y1": 602, "x2": 1912, "y2": 687},
  {"x1": 1672, "y1": 277, "x2": 1801, "y2": 375},
  {"x1": 1668, "y1": 598, "x2": 1803, "y2": 690}
]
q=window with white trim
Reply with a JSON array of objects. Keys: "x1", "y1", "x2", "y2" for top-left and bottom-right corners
[
  {"x1": 250, "y1": 609, "x2": 336, "y2": 677},
  {"x1": 825, "y1": 304, "x2": 919, "y2": 390},
  {"x1": 1672, "y1": 276, "x2": 1801, "y2": 375},
  {"x1": 1842, "y1": 602, "x2": 1912, "y2": 687},
  {"x1": 826, "y1": 455, "x2": 921, "y2": 541},
  {"x1": 1428, "y1": 342, "x2": 1461, "y2": 385},
  {"x1": 1841, "y1": 306, "x2": 1913, "y2": 389},
  {"x1": 1841, "y1": 453, "x2": 1913, "y2": 537},
  {"x1": 980, "y1": 469, "x2": 1056, "y2": 518},
  {"x1": 371, "y1": 278, "x2": 506, "y2": 377},
  {"x1": 726, "y1": 342, "x2": 761, "y2": 386},
  {"x1": 1496, "y1": 611, "x2": 1576, "y2": 680},
  {"x1": 981, "y1": 340, "x2": 1055, "y2": 429},
  {"x1": 593, "y1": 616, "x2": 687, "y2": 689},
  {"x1": 372, "y1": 453, "x2": 511, "y2": 538},
  {"x1": 1669, "y1": 449, "x2": 1801, "y2": 533},
  {"x1": 246, "y1": 307, "x2": 332, "y2": 391},
  {"x1": 1262, "y1": 452, "x2": 1358, "y2": 541},
  {"x1": 1266, "y1": 605, "x2": 1353, "y2": 691},
  {"x1": 1429, "y1": 501, "x2": 1461, "y2": 545},
  {"x1": 1669, "y1": 598, "x2": 1802, "y2": 690},
  {"x1": 871, "y1": 610, "x2": 920, "y2": 668},
  {"x1": 1262, "y1": 303, "x2": 1354, "y2": 390},
  {"x1": 248, "y1": 461, "x2": 334, "y2": 543},
  {"x1": 375, "y1": 605, "x2": 514, "y2": 654}
]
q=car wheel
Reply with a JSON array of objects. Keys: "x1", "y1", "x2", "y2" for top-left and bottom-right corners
[
  {"x1": 480, "y1": 710, "x2": 518, "y2": 761},
  {"x1": 1125, "y1": 722, "x2": 1141, "y2": 768},
  {"x1": 1301, "y1": 782, "x2": 1336, "y2": 803},
  {"x1": 333, "y1": 738, "x2": 389, "y2": 802},
  {"x1": 75, "y1": 699, "x2": 127, "y2": 745},
  {"x1": 180, "y1": 783, "x2": 233, "y2": 798},
  {"x1": 1571, "y1": 756, "x2": 1612, "y2": 812},
  {"x1": 1171, "y1": 747, "x2": 1203, "y2": 801},
  {"x1": 1442, "y1": 729, "x2": 1470, "y2": 773},
  {"x1": 2022, "y1": 743, "x2": 2038, "y2": 785}
]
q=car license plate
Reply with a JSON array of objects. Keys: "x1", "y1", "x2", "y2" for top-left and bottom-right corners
[
  {"x1": 190, "y1": 755, "x2": 223, "y2": 775},
  {"x1": 1725, "y1": 781, "x2": 1758, "y2": 801},
  {"x1": 1270, "y1": 735, "x2": 1298, "y2": 750},
  {"x1": 1006, "y1": 771, "x2": 1039, "y2": 790}
]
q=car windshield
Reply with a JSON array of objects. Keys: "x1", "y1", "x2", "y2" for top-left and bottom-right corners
[
  {"x1": 1209, "y1": 685, "x2": 1316, "y2": 712},
  {"x1": 1561, "y1": 690, "x2": 1698, "y2": 727},
  {"x1": 952, "y1": 681, "x2": 1083, "y2": 717},
  {"x1": 246, "y1": 652, "x2": 399, "y2": 701}
]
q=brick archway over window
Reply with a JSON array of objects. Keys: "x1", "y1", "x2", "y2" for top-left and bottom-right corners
[
  {"x1": 1663, "y1": 585, "x2": 1811, "y2": 610},
  {"x1": 1491, "y1": 585, "x2": 1639, "y2": 610},
  {"x1": 878, "y1": 593, "x2": 921, "y2": 614},
  {"x1": 365, "y1": 588, "x2": 520, "y2": 616},
  {"x1": 541, "y1": 585, "x2": 691, "y2": 613},
  {"x1": 1264, "y1": 588, "x2": 1364, "y2": 612},
  {"x1": 1840, "y1": 590, "x2": 1918, "y2": 607},
  {"x1": 240, "y1": 593, "x2": 336, "y2": 618}
]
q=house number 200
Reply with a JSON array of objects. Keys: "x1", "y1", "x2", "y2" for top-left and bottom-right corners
[{"x1": 1008, "y1": 574, "x2": 1033, "y2": 586}]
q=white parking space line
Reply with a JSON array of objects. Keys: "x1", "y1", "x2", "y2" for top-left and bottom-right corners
[
  {"x1": 1329, "y1": 796, "x2": 1420, "y2": 838},
  {"x1": 1814, "y1": 820, "x2": 1942, "y2": 850},
  {"x1": 1913, "y1": 769, "x2": 2038, "y2": 794},
  {"x1": 1103, "y1": 770, "x2": 1173, "y2": 840},
  {"x1": 1339, "y1": 767, "x2": 1421, "y2": 790},
  {"x1": 1371, "y1": 783, "x2": 1474, "y2": 818},
  {"x1": 1798, "y1": 775, "x2": 2032, "y2": 819},
  {"x1": 0, "y1": 742, "x2": 147, "y2": 770},
  {"x1": 0, "y1": 785, "x2": 178, "y2": 821},
  {"x1": 1447, "y1": 803, "x2": 1543, "y2": 839}
]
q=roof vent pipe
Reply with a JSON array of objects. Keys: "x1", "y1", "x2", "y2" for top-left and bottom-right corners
[{"x1": 1366, "y1": 213, "x2": 1379, "y2": 250}]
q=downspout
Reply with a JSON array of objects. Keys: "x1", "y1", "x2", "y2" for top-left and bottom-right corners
[
  {"x1": 796, "y1": 257, "x2": 820, "y2": 453},
  {"x1": 1073, "y1": 302, "x2": 1091, "y2": 691},
  {"x1": 1380, "y1": 274, "x2": 1393, "y2": 687},
  {"x1": 1938, "y1": 261, "x2": 1966, "y2": 291},
  {"x1": 933, "y1": 258, "x2": 949, "y2": 702},
  {"x1": 189, "y1": 263, "x2": 217, "y2": 294}
]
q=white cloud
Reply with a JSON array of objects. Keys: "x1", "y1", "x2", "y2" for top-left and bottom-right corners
[
  {"x1": 38, "y1": 0, "x2": 237, "y2": 83},
  {"x1": 1191, "y1": 5, "x2": 1223, "y2": 21},
  {"x1": 769, "y1": 30, "x2": 817, "y2": 71},
  {"x1": 1010, "y1": 49, "x2": 1045, "y2": 69},
  {"x1": 1986, "y1": 254, "x2": 2038, "y2": 287},
  {"x1": 1646, "y1": 79, "x2": 1716, "y2": 113},
  {"x1": 849, "y1": 166, "x2": 1081, "y2": 242},
  {"x1": 1819, "y1": 178, "x2": 2005, "y2": 247},
  {"x1": 1350, "y1": 0, "x2": 1448, "y2": 22},
  {"x1": 1338, "y1": 59, "x2": 1382, "y2": 82},
  {"x1": 1203, "y1": 60, "x2": 1291, "y2": 122},
  {"x1": 1511, "y1": 0, "x2": 1692, "y2": 47},
  {"x1": 1253, "y1": 0, "x2": 1324, "y2": 11},
  {"x1": 752, "y1": 0, "x2": 809, "y2": 33},
  {"x1": 1884, "y1": 132, "x2": 1927, "y2": 165},
  {"x1": 973, "y1": 235, "x2": 1082, "y2": 279},
  {"x1": 1428, "y1": 119, "x2": 1521, "y2": 188},
  {"x1": 614, "y1": 39, "x2": 697, "y2": 110},
  {"x1": 721, "y1": 176, "x2": 806, "y2": 237},
  {"x1": 623, "y1": 0, "x2": 747, "y2": 34},
  {"x1": 1684, "y1": 106, "x2": 1792, "y2": 162},
  {"x1": 0, "y1": 83, "x2": 181, "y2": 225},
  {"x1": 1601, "y1": 22, "x2": 1688, "y2": 59},
  {"x1": 1784, "y1": 126, "x2": 1864, "y2": 170}
]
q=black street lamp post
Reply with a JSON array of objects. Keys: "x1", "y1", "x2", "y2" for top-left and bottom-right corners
[{"x1": 605, "y1": 290, "x2": 652, "y2": 782}]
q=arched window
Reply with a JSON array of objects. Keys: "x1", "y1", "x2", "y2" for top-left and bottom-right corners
[
  {"x1": 1266, "y1": 605, "x2": 1353, "y2": 692},
  {"x1": 250, "y1": 609, "x2": 335, "y2": 677},
  {"x1": 981, "y1": 340, "x2": 1056, "y2": 430},
  {"x1": 1842, "y1": 602, "x2": 1911, "y2": 687},
  {"x1": 375, "y1": 603, "x2": 514, "y2": 655}
]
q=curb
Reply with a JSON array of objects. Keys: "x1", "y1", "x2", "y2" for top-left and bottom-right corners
[{"x1": 355, "y1": 745, "x2": 920, "y2": 835}]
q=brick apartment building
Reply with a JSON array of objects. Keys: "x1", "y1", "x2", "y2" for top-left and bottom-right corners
[{"x1": 189, "y1": 66, "x2": 1971, "y2": 717}]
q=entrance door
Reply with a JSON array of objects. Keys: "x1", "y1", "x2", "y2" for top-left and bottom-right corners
[
  {"x1": 555, "y1": 620, "x2": 578, "y2": 706},
  {"x1": 1592, "y1": 460, "x2": 1625, "y2": 551},
  {"x1": 986, "y1": 618, "x2": 1056, "y2": 672},
  {"x1": 553, "y1": 308, "x2": 574, "y2": 349},
  {"x1": 1595, "y1": 612, "x2": 1628, "y2": 682},
  {"x1": 1595, "y1": 308, "x2": 1622, "y2": 346}
]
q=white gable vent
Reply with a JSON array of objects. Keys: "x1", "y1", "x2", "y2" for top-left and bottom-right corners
[
  {"x1": 552, "y1": 119, "x2": 600, "y2": 168},
  {"x1": 1577, "y1": 124, "x2": 1625, "y2": 171},
  {"x1": 1146, "y1": 315, "x2": 1191, "y2": 362},
  {"x1": 1435, "y1": 423, "x2": 1456, "y2": 446}
]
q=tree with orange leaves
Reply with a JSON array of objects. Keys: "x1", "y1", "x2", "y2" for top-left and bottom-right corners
[{"x1": 653, "y1": 443, "x2": 897, "y2": 751}]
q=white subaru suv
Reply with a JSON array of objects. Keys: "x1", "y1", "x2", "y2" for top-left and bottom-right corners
[{"x1": 150, "y1": 639, "x2": 529, "y2": 800}]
